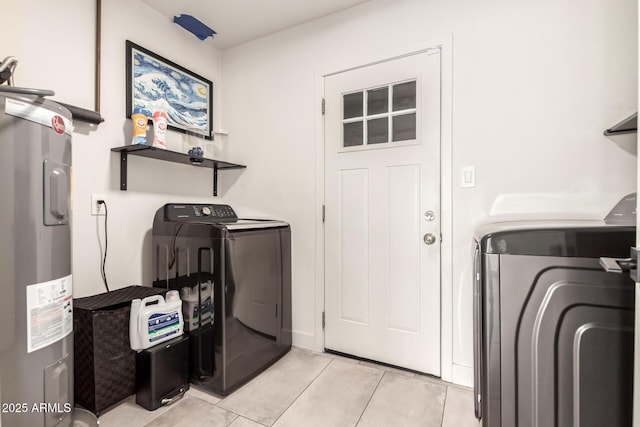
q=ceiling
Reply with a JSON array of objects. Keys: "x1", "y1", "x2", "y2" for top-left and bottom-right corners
[{"x1": 140, "y1": 0, "x2": 372, "y2": 50}]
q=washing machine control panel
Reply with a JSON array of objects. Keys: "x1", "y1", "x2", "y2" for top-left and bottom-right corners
[{"x1": 164, "y1": 204, "x2": 238, "y2": 222}]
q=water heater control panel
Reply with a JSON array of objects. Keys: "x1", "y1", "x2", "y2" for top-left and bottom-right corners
[{"x1": 164, "y1": 204, "x2": 238, "y2": 222}]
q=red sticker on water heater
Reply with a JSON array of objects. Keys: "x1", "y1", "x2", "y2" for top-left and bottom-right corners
[{"x1": 51, "y1": 115, "x2": 65, "y2": 135}]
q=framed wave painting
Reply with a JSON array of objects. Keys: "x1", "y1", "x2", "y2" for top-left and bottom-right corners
[{"x1": 126, "y1": 40, "x2": 213, "y2": 140}]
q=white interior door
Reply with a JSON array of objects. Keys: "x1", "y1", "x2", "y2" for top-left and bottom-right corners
[{"x1": 324, "y1": 49, "x2": 442, "y2": 375}]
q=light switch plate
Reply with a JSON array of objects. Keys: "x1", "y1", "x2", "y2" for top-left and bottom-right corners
[{"x1": 461, "y1": 166, "x2": 476, "y2": 188}]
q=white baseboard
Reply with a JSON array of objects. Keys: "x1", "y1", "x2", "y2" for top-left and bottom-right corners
[
  {"x1": 451, "y1": 363, "x2": 474, "y2": 388},
  {"x1": 292, "y1": 330, "x2": 315, "y2": 350}
]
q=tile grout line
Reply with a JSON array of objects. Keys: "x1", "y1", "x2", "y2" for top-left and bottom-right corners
[
  {"x1": 186, "y1": 394, "x2": 244, "y2": 427},
  {"x1": 265, "y1": 355, "x2": 337, "y2": 426},
  {"x1": 211, "y1": 392, "x2": 269, "y2": 426},
  {"x1": 227, "y1": 412, "x2": 240, "y2": 426},
  {"x1": 226, "y1": 413, "x2": 267, "y2": 427},
  {"x1": 210, "y1": 350, "x2": 332, "y2": 426},
  {"x1": 353, "y1": 370, "x2": 386, "y2": 426},
  {"x1": 439, "y1": 385, "x2": 450, "y2": 427}
]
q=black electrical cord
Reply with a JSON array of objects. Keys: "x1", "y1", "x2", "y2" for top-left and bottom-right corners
[
  {"x1": 168, "y1": 223, "x2": 184, "y2": 270},
  {"x1": 99, "y1": 200, "x2": 110, "y2": 292}
]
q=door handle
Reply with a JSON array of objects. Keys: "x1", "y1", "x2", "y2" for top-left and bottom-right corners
[{"x1": 423, "y1": 233, "x2": 437, "y2": 245}]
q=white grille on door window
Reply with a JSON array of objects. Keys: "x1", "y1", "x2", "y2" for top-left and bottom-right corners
[{"x1": 342, "y1": 80, "x2": 417, "y2": 148}]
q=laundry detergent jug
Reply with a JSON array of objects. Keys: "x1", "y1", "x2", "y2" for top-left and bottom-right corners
[
  {"x1": 180, "y1": 281, "x2": 214, "y2": 332},
  {"x1": 130, "y1": 291, "x2": 183, "y2": 351}
]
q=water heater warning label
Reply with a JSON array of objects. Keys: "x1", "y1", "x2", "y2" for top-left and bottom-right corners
[{"x1": 26, "y1": 275, "x2": 73, "y2": 353}]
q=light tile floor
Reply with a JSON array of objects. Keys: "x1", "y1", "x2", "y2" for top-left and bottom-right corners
[{"x1": 97, "y1": 348, "x2": 480, "y2": 427}]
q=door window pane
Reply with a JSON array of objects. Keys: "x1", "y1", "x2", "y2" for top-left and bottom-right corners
[
  {"x1": 393, "y1": 81, "x2": 416, "y2": 111},
  {"x1": 367, "y1": 87, "x2": 388, "y2": 115},
  {"x1": 344, "y1": 121, "x2": 363, "y2": 147},
  {"x1": 343, "y1": 92, "x2": 363, "y2": 119},
  {"x1": 392, "y1": 113, "x2": 416, "y2": 142},
  {"x1": 341, "y1": 79, "x2": 418, "y2": 150},
  {"x1": 367, "y1": 118, "x2": 388, "y2": 145}
]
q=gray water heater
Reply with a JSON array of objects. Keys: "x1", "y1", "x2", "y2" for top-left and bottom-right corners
[{"x1": 0, "y1": 88, "x2": 73, "y2": 427}]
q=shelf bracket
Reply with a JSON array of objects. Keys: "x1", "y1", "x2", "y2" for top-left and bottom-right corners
[
  {"x1": 213, "y1": 164, "x2": 218, "y2": 196},
  {"x1": 120, "y1": 151, "x2": 128, "y2": 191}
]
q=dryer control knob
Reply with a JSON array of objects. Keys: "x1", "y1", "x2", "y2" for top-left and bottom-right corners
[{"x1": 202, "y1": 206, "x2": 211, "y2": 216}]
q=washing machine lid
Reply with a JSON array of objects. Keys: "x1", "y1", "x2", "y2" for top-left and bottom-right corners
[
  {"x1": 217, "y1": 219, "x2": 289, "y2": 230},
  {"x1": 475, "y1": 220, "x2": 635, "y2": 257}
]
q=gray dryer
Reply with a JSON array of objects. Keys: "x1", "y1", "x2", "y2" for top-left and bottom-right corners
[{"x1": 473, "y1": 207, "x2": 636, "y2": 426}]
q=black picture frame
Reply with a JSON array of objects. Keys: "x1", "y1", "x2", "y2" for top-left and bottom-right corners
[{"x1": 125, "y1": 40, "x2": 213, "y2": 140}]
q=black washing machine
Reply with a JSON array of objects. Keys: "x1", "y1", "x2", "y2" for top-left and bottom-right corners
[{"x1": 152, "y1": 204, "x2": 292, "y2": 395}]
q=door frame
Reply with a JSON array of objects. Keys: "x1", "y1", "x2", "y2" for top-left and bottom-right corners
[{"x1": 313, "y1": 35, "x2": 455, "y2": 381}]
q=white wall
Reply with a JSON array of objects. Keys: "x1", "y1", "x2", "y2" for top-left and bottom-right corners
[
  {"x1": 220, "y1": 0, "x2": 638, "y2": 385},
  {"x1": 1, "y1": 0, "x2": 228, "y2": 298}
]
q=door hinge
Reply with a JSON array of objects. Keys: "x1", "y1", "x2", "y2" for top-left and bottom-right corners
[
  {"x1": 322, "y1": 311, "x2": 325, "y2": 330},
  {"x1": 322, "y1": 205, "x2": 326, "y2": 223},
  {"x1": 322, "y1": 98, "x2": 325, "y2": 115}
]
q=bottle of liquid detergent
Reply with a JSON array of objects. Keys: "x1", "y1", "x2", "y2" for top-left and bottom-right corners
[
  {"x1": 129, "y1": 291, "x2": 183, "y2": 351},
  {"x1": 182, "y1": 282, "x2": 215, "y2": 380},
  {"x1": 180, "y1": 281, "x2": 213, "y2": 332}
]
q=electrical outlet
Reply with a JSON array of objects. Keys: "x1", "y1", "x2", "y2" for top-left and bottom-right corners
[{"x1": 91, "y1": 194, "x2": 105, "y2": 216}]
